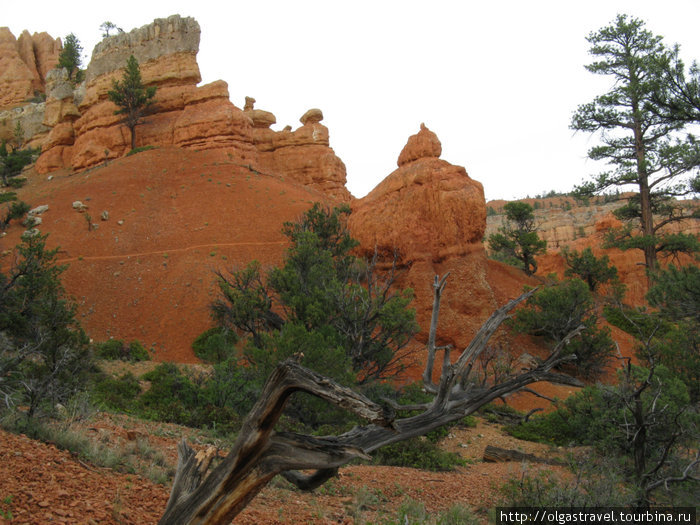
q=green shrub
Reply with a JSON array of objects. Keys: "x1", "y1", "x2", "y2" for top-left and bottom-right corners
[
  {"x1": 1, "y1": 200, "x2": 29, "y2": 229},
  {"x1": 137, "y1": 363, "x2": 238, "y2": 432},
  {"x1": 192, "y1": 327, "x2": 237, "y2": 363},
  {"x1": 94, "y1": 339, "x2": 150, "y2": 362},
  {"x1": 0, "y1": 192, "x2": 16, "y2": 204},
  {"x1": 126, "y1": 145, "x2": 156, "y2": 156},
  {"x1": 6, "y1": 178, "x2": 26, "y2": 188},
  {"x1": 91, "y1": 373, "x2": 141, "y2": 412},
  {"x1": 372, "y1": 437, "x2": 466, "y2": 472},
  {"x1": 512, "y1": 278, "x2": 615, "y2": 379}
]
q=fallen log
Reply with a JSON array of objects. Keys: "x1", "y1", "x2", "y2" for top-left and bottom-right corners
[{"x1": 483, "y1": 445, "x2": 563, "y2": 465}]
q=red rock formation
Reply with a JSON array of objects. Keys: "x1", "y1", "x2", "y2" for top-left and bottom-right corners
[
  {"x1": 348, "y1": 125, "x2": 536, "y2": 383},
  {"x1": 252, "y1": 104, "x2": 351, "y2": 202},
  {"x1": 350, "y1": 124, "x2": 485, "y2": 261},
  {"x1": 397, "y1": 122, "x2": 442, "y2": 166},
  {"x1": 30, "y1": 15, "x2": 347, "y2": 202},
  {"x1": 0, "y1": 28, "x2": 36, "y2": 110},
  {"x1": 0, "y1": 28, "x2": 60, "y2": 110}
]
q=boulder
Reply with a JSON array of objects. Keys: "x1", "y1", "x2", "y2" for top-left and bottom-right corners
[
  {"x1": 300, "y1": 108, "x2": 323, "y2": 125},
  {"x1": 242, "y1": 96, "x2": 276, "y2": 129}
]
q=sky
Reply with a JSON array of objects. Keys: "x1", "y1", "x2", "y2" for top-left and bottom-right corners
[{"x1": 5, "y1": 1, "x2": 700, "y2": 201}]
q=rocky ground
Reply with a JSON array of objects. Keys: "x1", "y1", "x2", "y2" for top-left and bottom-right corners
[{"x1": 0, "y1": 412, "x2": 569, "y2": 524}]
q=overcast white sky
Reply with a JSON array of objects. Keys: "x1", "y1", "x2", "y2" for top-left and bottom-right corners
[{"x1": 5, "y1": 1, "x2": 700, "y2": 200}]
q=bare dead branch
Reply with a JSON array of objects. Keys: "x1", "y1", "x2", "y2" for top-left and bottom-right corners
[{"x1": 160, "y1": 277, "x2": 584, "y2": 524}]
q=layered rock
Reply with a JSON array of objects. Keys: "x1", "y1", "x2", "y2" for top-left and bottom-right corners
[
  {"x1": 3, "y1": 15, "x2": 349, "y2": 201},
  {"x1": 0, "y1": 28, "x2": 60, "y2": 110},
  {"x1": 253, "y1": 103, "x2": 351, "y2": 202}
]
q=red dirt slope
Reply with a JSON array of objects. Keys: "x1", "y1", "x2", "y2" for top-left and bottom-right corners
[{"x1": 2, "y1": 147, "x2": 335, "y2": 362}]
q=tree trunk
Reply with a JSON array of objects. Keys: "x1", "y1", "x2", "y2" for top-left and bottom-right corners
[
  {"x1": 632, "y1": 96, "x2": 658, "y2": 281},
  {"x1": 128, "y1": 124, "x2": 136, "y2": 150}
]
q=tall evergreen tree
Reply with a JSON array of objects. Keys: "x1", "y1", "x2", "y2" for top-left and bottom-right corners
[
  {"x1": 57, "y1": 33, "x2": 83, "y2": 81},
  {"x1": 107, "y1": 55, "x2": 156, "y2": 150},
  {"x1": 571, "y1": 15, "x2": 700, "y2": 280}
]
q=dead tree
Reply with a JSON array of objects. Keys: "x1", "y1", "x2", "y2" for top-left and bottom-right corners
[{"x1": 160, "y1": 275, "x2": 584, "y2": 524}]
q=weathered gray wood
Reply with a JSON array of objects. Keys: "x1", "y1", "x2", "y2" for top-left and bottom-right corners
[{"x1": 160, "y1": 275, "x2": 584, "y2": 525}]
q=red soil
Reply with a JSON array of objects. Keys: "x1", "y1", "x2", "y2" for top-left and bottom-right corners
[{"x1": 2, "y1": 147, "x2": 333, "y2": 362}]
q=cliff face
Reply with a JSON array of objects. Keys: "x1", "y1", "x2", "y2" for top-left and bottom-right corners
[
  {"x1": 11, "y1": 15, "x2": 350, "y2": 201},
  {"x1": 0, "y1": 27, "x2": 61, "y2": 110},
  {"x1": 0, "y1": 28, "x2": 61, "y2": 148}
]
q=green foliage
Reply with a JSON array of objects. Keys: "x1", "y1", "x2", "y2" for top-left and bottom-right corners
[
  {"x1": 512, "y1": 279, "x2": 615, "y2": 379},
  {"x1": 0, "y1": 192, "x2": 17, "y2": 204},
  {"x1": 135, "y1": 363, "x2": 239, "y2": 433},
  {"x1": 91, "y1": 372, "x2": 141, "y2": 412},
  {"x1": 0, "y1": 141, "x2": 37, "y2": 186},
  {"x1": 571, "y1": 15, "x2": 700, "y2": 272},
  {"x1": 506, "y1": 385, "x2": 619, "y2": 447},
  {"x1": 647, "y1": 264, "x2": 700, "y2": 321},
  {"x1": 57, "y1": 33, "x2": 83, "y2": 81},
  {"x1": 562, "y1": 246, "x2": 619, "y2": 292},
  {"x1": 94, "y1": 339, "x2": 150, "y2": 362},
  {"x1": 652, "y1": 44, "x2": 700, "y2": 125},
  {"x1": 646, "y1": 264, "x2": 700, "y2": 402},
  {"x1": 1, "y1": 200, "x2": 30, "y2": 230},
  {"x1": 126, "y1": 145, "x2": 156, "y2": 156},
  {"x1": 211, "y1": 261, "x2": 275, "y2": 349},
  {"x1": 107, "y1": 55, "x2": 157, "y2": 150},
  {"x1": 6, "y1": 177, "x2": 26, "y2": 188},
  {"x1": 506, "y1": 363, "x2": 698, "y2": 507},
  {"x1": 372, "y1": 437, "x2": 466, "y2": 472},
  {"x1": 0, "y1": 233, "x2": 92, "y2": 418},
  {"x1": 191, "y1": 327, "x2": 237, "y2": 364},
  {"x1": 209, "y1": 203, "x2": 419, "y2": 430},
  {"x1": 488, "y1": 202, "x2": 546, "y2": 276},
  {"x1": 201, "y1": 357, "x2": 260, "y2": 415}
]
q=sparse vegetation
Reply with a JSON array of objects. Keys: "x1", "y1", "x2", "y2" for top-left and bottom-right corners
[{"x1": 371, "y1": 437, "x2": 466, "y2": 472}]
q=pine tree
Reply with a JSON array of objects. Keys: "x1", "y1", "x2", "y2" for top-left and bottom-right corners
[
  {"x1": 107, "y1": 55, "x2": 156, "y2": 150},
  {"x1": 57, "y1": 33, "x2": 83, "y2": 81},
  {"x1": 571, "y1": 15, "x2": 700, "y2": 280},
  {"x1": 487, "y1": 201, "x2": 546, "y2": 276}
]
